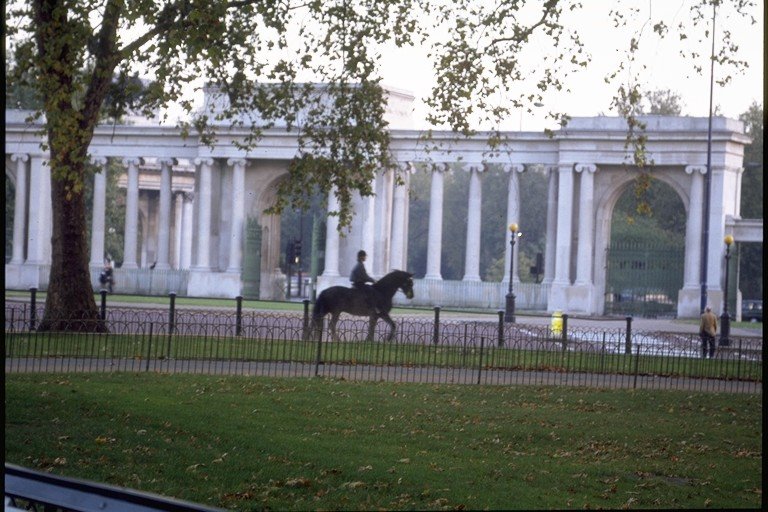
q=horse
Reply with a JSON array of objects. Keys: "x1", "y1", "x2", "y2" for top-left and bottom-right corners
[{"x1": 310, "y1": 270, "x2": 414, "y2": 342}]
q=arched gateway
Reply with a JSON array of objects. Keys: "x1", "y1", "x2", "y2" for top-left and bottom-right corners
[{"x1": 5, "y1": 97, "x2": 761, "y2": 319}]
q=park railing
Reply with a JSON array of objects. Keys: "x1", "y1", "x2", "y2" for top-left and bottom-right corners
[{"x1": 4, "y1": 302, "x2": 762, "y2": 394}]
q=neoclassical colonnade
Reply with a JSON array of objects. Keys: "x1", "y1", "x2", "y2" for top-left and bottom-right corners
[{"x1": 5, "y1": 110, "x2": 758, "y2": 317}]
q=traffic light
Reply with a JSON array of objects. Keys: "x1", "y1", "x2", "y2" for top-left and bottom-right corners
[
  {"x1": 293, "y1": 239, "x2": 302, "y2": 264},
  {"x1": 286, "y1": 241, "x2": 295, "y2": 265},
  {"x1": 529, "y1": 252, "x2": 544, "y2": 283}
]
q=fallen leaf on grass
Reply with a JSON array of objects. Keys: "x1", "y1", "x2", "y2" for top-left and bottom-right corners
[
  {"x1": 285, "y1": 477, "x2": 312, "y2": 488},
  {"x1": 342, "y1": 481, "x2": 367, "y2": 489}
]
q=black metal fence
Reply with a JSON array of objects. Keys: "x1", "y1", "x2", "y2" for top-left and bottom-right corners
[{"x1": 5, "y1": 301, "x2": 762, "y2": 394}]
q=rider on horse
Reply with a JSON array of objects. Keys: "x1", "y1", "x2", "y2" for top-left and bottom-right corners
[{"x1": 350, "y1": 250, "x2": 379, "y2": 313}]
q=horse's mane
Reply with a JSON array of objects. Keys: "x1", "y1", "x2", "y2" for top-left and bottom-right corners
[{"x1": 374, "y1": 270, "x2": 410, "y2": 286}]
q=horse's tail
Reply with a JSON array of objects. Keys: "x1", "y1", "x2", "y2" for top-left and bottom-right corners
[
  {"x1": 312, "y1": 292, "x2": 328, "y2": 320},
  {"x1": 308, "y1": 292, "x2": 327, "y2": 341}
]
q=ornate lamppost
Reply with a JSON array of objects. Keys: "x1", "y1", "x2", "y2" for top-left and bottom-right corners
[
  {"x1": 505, "y1": 223, "x2": 521, "y2": 323},
  {"x1": 719, "y1": 234, "x2": 734, "y2": 346}
]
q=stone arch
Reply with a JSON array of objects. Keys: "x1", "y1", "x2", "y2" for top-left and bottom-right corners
[
  {"x1": 244, "y1": 159, "x2": 290, "y2": 299},
  {"x1": 593, "y1": 167, "x2": 689, "y2": 315}
]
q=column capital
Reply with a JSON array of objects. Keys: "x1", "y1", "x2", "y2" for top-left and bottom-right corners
[
  {"x1": 396, "y1": 161, "x2": 415, "y2": 174},
  {"x1": 158, "y1": 157, "x2": 176, "y2": 167},
  {"x1": 90, "y1": 156, "x2": 108, "y2": 167},
  {"x1": 685, "y1": 165, "x2": 707, "y2": 175},
  {"x1": 122, "y1": 157, "x2": 141, "y2": 167},
  {"x1": 227, "y1": 158, "x2": 247, "y2": 168},
  {"x1": 429, "y1": 162, "x2": 450, "y2": 174},
  {"x1": 503, "y1": 164, "x2": 525, "y2": 174},
  {"x1": 462, "y1": 163, "x2": 486, "y2": 173},
  {"x1": 194, "y1": 157, "x2": 214, "y2": 167},
  {"x1": 11, "y1": 153, "x2": 29, "y2": 163},
  {"x1": 575, "y1": 163, "x2": 597, "y2": 174}
]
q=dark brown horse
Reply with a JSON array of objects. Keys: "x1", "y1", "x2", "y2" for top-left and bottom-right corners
[{"x1": 311, "y1": 270, "x2": 414, "y2": 342}]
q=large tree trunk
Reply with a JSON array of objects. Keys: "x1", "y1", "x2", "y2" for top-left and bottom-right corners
[{"x1": 38, "y1": 161, "x2": 107, "y2": 333}]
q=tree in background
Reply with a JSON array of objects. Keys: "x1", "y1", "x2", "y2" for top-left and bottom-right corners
[
  {"x1": 5, "y1": 0, "x2": 756, "y2": 330},
  {"x1": 737, "y1": 102, "x2": 763, "y2": 300},
  {"x1": 639, "y1": 88, "x2": 684, "y2": 116}
]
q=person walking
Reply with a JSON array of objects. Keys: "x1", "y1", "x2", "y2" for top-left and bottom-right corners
[
  {"x1": 99, "y1": 259, "x2": 114, "y2": 293},
  {"x1": 350, "y1": 250, "x2": 378, "y2": 312},
  {"x1": 699, "y1": 306, "x2": 718, "y2": 359}
]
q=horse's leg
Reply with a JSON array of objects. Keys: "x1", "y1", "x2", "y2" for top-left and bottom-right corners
[
  {"x1": 330, "y1": 313, "x2": 340, "y2": 342},
  {"x1": 310, "y1": 316, "x2": 323, "y2": 341},
  {"x1": 366, "y1": 314, "x2": 377, "y2": 342},
  {"x1": 381, "y1": 313, "x2": 396, "y2": 341}
]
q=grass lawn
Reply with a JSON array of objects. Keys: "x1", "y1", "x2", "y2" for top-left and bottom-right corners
[{"x1": 5, "y1": 374, "x2": 762, "y2": 510}]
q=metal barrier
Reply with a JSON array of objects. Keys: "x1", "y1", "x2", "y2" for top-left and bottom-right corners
[
  {"x1": 4, "y1": 303, "x2": 762, "y2": 393},
  {"x1": 4, "y1": 463, "x2": 224, "y2": 512}
]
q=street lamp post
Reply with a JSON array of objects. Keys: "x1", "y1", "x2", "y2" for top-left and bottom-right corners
[
  {"x1": 505, "y1": 223, "x2": 521, "y2": 323},
  {"x1": 719, "y1": 235, "x2": 734, "y2": 346}
]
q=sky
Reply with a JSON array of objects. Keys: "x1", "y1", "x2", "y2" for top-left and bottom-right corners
[{"x1": 376, "y1": 0, "x2": 764, "y2": 131}]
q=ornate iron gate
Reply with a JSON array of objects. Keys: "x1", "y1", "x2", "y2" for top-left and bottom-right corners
[{"x1": 605, "y1": 242, "x2": 684, "y2": 318}]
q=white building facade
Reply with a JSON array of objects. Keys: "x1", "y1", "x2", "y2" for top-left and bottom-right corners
[{"x1": 5, "y1": 97, "x2": 761, "y2": 318}]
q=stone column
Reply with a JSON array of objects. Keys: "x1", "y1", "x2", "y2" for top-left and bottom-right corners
[
  {"x1": 503, "y1": 164, "x2": 525, "y2": 283},
  {"x1": 227, "y1": 158, "x2": 246, "y2": 272},
  {"x1": 10, "y1": 153, "x2": 28, "y2": 264},
  {"x1": 425, "y1": 163, "x2": 447, "y2": 280},
  {"x1": 553, "y1": 164, "x2": 574, "y2": 286},
  {"x1": 372, "y1": 170, "x2": 390, "y2": 275},
  {"x1": 322, "y1": 189, "x2": 341, "y2": 277},
  {"x1": 173, "y1": 192, "x2": 184, "y2": 268},
  {"x1": 574, "y1": 164, "x2": 596, "y2": 285},
  {"x1": 707, "y1": 165, "x2": 727, "y2": 295},
  {"x1": 390, "y1": 163, "x2": 412, "y2": 271},
  {"x1": 155, "y1": 158, "x2": 174, "y2": 270},
  {"x1": 683, "y1": 166, "x2": 705, "y2": 289},
  {"x1": 89, "y1": 157, "x2": 108, "y2": 267},
  {"x1": 180, "y1": 192, "x2": 194, "y2": 269},
  {"x1": 463, "y1": 164, "x2": 484, "y2": 282},
  {"x1": 122, "y1": 157, "x2": 141, "y2": 269},
  {"x1": 361, "y1": 186, "x2": 376, "y2": 273},
  {"x1": 543, "y1": 166, "x2": 558, "y2": 286},
  {"x1": 26, "y1": 155, "x2": 51, "y2": 264},
  {"x1": 194, "y1": 157, "x2": 213, "y2": 270}
]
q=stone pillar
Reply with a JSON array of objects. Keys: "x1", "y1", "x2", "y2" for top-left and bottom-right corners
[
  {"x1": 154, "y1": 158, "x2": 174, "y2": 269},
  {"x1": 390, "y1": 163, "x2": 412, "y2": 271},
  {"x1": 548, "y1": 164, "x2": 574, "y2": 312},
  {"x1": 227, "y1": 158, "x2": 246, "y2": 273},
  {"x1": 542, "y1": 166, "x2": 558, "y2": 286},
  {"x1": 361, "y1": 186, "x2": 376, "y2": 273},
  {"x1": 122, "y1": 157, "x2": 141, "y2": 269},
  {"x1": 574, "y1": 164, "x2": 596, "y2": 285},
  {"x1": 89, "y1": 157, "x2": 108, "y2": 267},
  {"x1": 707, "y1": 165, "x2": 727, "y2": 297},
  {"x1": 26, "y1": 155, "x2": 51, "y2": 264},
  {"x1": 425, "y1": 163, "x2": 447, "y2": 280},
  {"x1": 322, "y1": 189, "x2": 341, "y2": 277},
  {"x1": 683, "y1": 166, "x2": 705, "y2": 289},
  {"x1": 194, "y1": 157, "x2": 213, "y2": 270},
  {"x1": 553, "y1": 164, "x2": 574, "y2": 285},
  {"x1": 463, "y1": 164, "x2": 484, "y2": 282},
  {"x1": 10, "y1": 153, "x2": 28, "y2": 264},
  {"x1": 180, "y1": 192, "x2": 194, "y2": 269},
  {"x1": 503, "y1": 164, "x2": 525, "y2": 283},
  {"x1": 173, "y1": 192, "x2": 184, "y2": 268}
]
